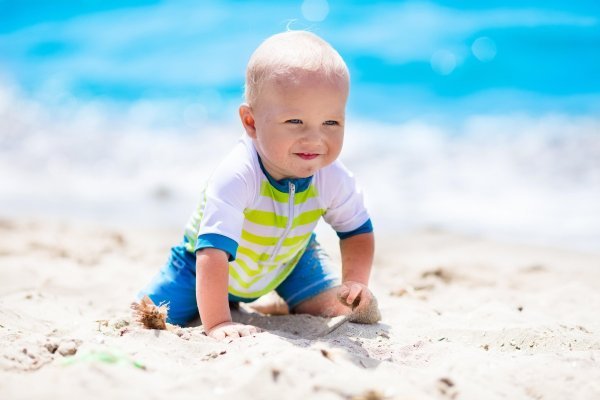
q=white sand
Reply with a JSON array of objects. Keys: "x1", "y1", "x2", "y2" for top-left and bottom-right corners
[{"x1": 1, "y1": 218, "x2": 599, "y2": 399}]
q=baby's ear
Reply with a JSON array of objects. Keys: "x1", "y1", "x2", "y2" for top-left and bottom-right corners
[{"x1": 239, "y1": 104, "x2": 257, "y2": 138}]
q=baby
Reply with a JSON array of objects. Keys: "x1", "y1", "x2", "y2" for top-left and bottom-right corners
[{"x1": 138, "y1": 30, "x2": 380, "y2": 340}]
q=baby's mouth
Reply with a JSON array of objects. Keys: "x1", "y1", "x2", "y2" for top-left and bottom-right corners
[{"x1": 295, "y1": 153, "x2": 319, "y2": 160}]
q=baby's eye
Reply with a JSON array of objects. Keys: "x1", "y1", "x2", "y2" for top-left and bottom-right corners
[
  {"x1": 323, "y1": 120, "x2": 339, "y2": 126},
  {"x1": 285, "y1": 119, "x2": 302, "y2": 124}
]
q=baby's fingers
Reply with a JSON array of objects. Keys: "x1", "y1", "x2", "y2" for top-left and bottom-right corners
[
  {"x1": 209, "y1": 328, "x2": 227, "y2": 340},
  {"x1": 239, "y1": 325, "x2": 262, "y2": 337},
  {"x1": 338, "y1": 285, "x2": 350, "y2": 301},
  {"x1": 249, "y1": 325, "x2": 262, "y2": 334},
  {"x1": 344, "y1": 284, "x2": 363, "y2": 307},
  {"x1": 224, "y1": 327, "x2": 242, "y2": 338}
]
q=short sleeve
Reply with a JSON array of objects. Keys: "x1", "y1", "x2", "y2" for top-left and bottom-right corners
[
  {"x1": 319, "y1": 161, "x2": 372, "y2": 237},
  {"x1": 194, "y1": 141, "x2": 255, "y2": 260}
]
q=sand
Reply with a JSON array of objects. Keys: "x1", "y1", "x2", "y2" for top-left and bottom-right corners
[{"x1": 1, "y1": 217, "x2": 599, "y2": 400}]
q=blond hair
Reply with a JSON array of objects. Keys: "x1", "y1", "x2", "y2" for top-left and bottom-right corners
[{"x1": 244, "y1": 31, "x2": 349, "y2": 106}]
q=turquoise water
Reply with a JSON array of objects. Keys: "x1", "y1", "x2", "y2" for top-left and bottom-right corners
[
  {"x1": 1, "y1": 0, "x2": 599, "y2": 122},
  {"x1": 1, "y1": 1, "x2": 599, "y2": 251}
]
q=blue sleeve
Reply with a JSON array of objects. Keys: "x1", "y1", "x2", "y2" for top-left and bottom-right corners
[
  {"x1": 336, "y1": 219, "x2": 373, "y2": 240},
  {"x1": 194, "y1": 233, "x2": 238, "y2": 262}
]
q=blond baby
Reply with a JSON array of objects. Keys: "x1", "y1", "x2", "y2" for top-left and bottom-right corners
[{"x1": 138, "y1": 31, "x2": 379, "y2": 340}]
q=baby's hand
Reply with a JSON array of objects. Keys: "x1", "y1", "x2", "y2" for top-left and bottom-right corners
[
  {"x1": 207, "y1": 321, "x2": 262, "y2": 340},
  {"x1": 338, "y1": 281, "x2": 381, "y2": 324}
]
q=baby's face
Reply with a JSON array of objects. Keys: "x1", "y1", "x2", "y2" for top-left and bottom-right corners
[{"x1": 246, "y1": 72, "x2": 348, "y2": 180}]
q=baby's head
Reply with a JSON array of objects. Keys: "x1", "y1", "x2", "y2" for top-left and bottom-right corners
[
  {"x1": 244, "y1": 30, "x2": 349, "y2": 108},
  {"x1": 240, "y1": 31, "x2": 350, "y2": 180}
]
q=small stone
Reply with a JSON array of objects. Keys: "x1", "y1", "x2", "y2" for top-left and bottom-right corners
[
  {"x1": 44, "y1": 341, "x2": 59, "y2": 354},
  {"x1": 352, "y1": 389, "x2": 387, "y2": 400},
  {"x1": 271, "y1": 368, "x2": 281, "y2": 382},
  {"x1": 112, "y1": 319, "x2": 129, "y2": 329},
  {"x1": 201, "y1": 351, "x2": 224, "y2": 361},
  {"x1": 176, "y1": 329, "x2": 192, "y2": 340},
  {"x1": 57, "y1": 341, "x2": 78, "y2": 356}
]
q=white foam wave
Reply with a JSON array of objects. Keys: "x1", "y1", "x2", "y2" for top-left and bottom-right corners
[{"x1": 1, "y1": 83, "x2": 599, "y2": 252}]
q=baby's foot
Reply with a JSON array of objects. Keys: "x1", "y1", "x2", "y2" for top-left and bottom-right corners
[{"x1": 245, "y1": 291, "x2": 290, "y2": 315}]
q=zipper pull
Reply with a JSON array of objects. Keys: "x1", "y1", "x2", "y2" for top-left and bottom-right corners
[{"x1": 289, "y1": 182, "x2": 296, "y2": 195}]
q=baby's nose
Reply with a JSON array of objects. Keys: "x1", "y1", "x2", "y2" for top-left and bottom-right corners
[{"x1": 300, "y1": 128, "x2": 322, "y2": 144}]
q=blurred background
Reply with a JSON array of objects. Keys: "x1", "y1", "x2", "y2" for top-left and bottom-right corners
[{"x1": 1, "y1": 0, "x2": 599, "y2": 252}]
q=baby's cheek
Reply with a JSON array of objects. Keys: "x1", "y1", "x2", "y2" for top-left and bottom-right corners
[{"x1": 269, "y1": 142, "x2": 288, "y2": 158}]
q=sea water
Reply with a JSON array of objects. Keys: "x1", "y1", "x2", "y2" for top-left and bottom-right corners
[{"x1": 0, "y1": 1, "x2": 599, "y2": 252}]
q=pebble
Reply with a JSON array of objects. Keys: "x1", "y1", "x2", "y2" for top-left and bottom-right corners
[
  {"x1": 44, "y1": 340, "x2": 59, "y2": 354},
  {"x1": 57, "y1": 341, "x2": 78, "y2": 356}
]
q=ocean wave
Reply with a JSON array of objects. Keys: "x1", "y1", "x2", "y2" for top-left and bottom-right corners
[{"x1": 1, "y1": 83, "x2": 599, "y2": 252}]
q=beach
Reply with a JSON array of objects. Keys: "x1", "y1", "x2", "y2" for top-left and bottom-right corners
[
  {"x1": 2, "y1": 1, "x2": 599, "y2": 398},
  {"x1": 1, "y1": 217, "x2": 599, "y2": 400}
]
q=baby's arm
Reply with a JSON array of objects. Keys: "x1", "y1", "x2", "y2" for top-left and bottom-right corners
[
  {"x1": 196, "y1": 248, "x2": 261, "y2": 339},
  {"x1": 340, "y1": 231, "x2": 374, "y2": 285},
  {"x1": 338, "y1": 231, "x2": 381, "y2": 324}
]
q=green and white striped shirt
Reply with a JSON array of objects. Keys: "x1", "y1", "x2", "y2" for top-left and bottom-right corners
[{"x1": 183, "y1": 135, "x2": 372, "y2": 299}]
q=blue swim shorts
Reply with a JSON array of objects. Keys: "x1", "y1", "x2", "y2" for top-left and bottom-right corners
[{"x1": 137, "y1": 234, "x2": 340, "y2": 326}]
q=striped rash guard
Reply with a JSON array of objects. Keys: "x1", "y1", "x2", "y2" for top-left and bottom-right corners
[{"x1": 183, "y1": 134, "x2": 373, "y2": 299}]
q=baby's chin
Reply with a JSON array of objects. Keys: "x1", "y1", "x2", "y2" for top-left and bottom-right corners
[
  {"x1": 285, "y1": 172, "x2": 313, "y2": 180},
  {"x1": 290, "y1": 165, "x2": 321, "y2": 179},
  {"x1": 286, "y1": 159, "x2": 332, "y2": 179}
]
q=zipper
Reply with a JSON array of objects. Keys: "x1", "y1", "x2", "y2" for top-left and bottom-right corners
[{"x1": 270, "y1": 181, "x2": 295, "y2": 261}]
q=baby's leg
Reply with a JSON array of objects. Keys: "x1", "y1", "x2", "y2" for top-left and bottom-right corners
[
  {"x1": 137, "y1": 245, "x2": 199, "y2": 326},
  {"x1": 245, "y1": 291, "x2": 290, "y2": 315},
  {"x1": 291, "y1": 287, "x2": 350, "y2": 317},
  {"x1": 276, "y1": 234, "x2": 350, "y2": 318}
]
